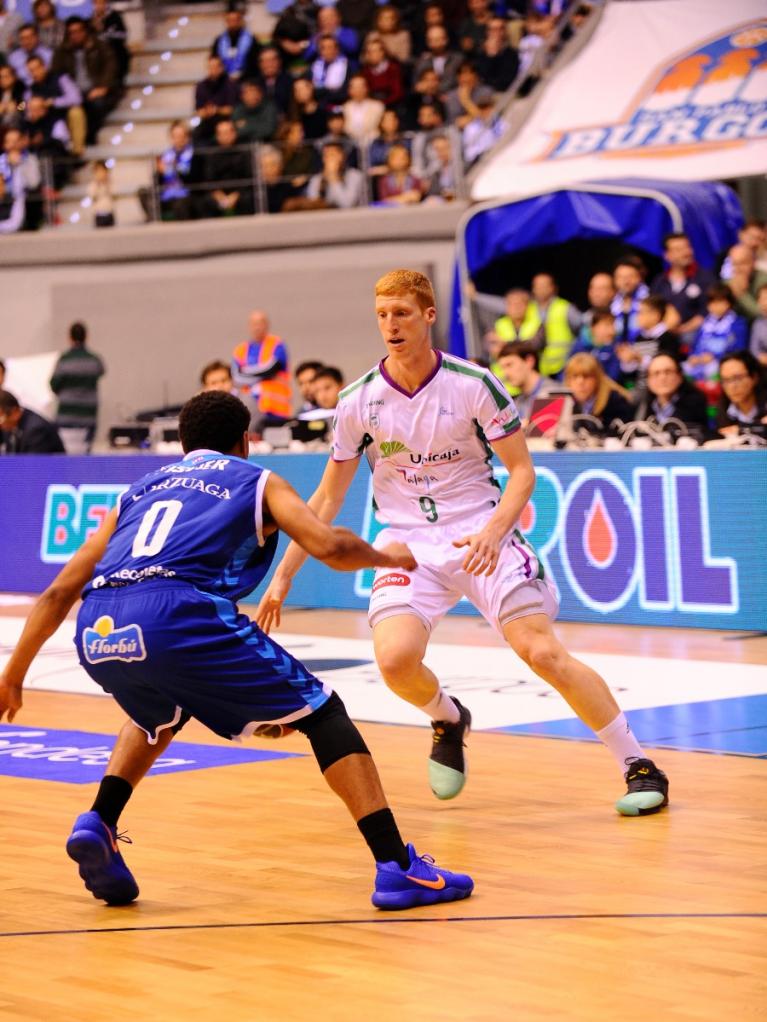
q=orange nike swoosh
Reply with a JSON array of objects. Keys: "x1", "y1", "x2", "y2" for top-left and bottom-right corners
[{"x1": 406, "y1": 873, "x2": 446, "y2": 890}]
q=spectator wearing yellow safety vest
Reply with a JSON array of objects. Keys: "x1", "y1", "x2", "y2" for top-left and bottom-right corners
[{"x1": 231, "y1": 309, "x2": 292, "y2": 432}]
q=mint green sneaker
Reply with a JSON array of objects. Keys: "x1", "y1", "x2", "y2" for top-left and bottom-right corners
[
  {"x1": 616, "y1": 758, "x2": 669, "y2": 816},
  {"x1": 428, "y1": 698, "x2": 471, "y2": 800}
]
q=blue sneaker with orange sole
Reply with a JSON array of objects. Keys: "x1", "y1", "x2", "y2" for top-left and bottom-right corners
[
  {"x1": 66, "y1": 811, "x2": 139, "y2": 905},
  {"x1": 372, "y1": 844, "x2": 474, "y2": 910}
]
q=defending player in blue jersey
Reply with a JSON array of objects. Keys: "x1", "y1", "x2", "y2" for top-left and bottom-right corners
[{"x1": 0, "y1": 391, "x2": 473, "y2": 911}]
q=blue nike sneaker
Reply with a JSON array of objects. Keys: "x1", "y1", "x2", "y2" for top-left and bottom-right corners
[
  {"x1": 66, "y1": 811, "x2": 139, "y2": 906},
  {"x1": 372, "y1": 844, "x2": 474, "y2": 910}
]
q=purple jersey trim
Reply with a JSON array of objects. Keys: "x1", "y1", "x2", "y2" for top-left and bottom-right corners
[{"x1": 378, "y1": 350, "x2": 443, "y2": 399}]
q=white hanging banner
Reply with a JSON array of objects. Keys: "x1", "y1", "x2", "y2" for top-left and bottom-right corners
[{"x1": 472, "y1": 0, "x2": 767, "y2": 200}]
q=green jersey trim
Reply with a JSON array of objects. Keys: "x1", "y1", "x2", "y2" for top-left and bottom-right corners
[
  {"x1": 339, "y1": 367, "x2": 381, "y2": 401},
  {"x1": 441, "y1": 357, "x2": 509, "y2": 410}
]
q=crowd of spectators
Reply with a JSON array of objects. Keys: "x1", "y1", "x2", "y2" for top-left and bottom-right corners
[
  {"x1": 482, "y1": 225, "x2": 767, "y2": 442},
  {"x1": 143, "y1": 0, "x2": 589, "y2": 223},
  {"x1": 0, "y1": 0, "x2": 129, "y2": 232}
]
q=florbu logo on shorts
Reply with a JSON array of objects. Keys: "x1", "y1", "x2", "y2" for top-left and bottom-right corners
[
  {"x1": 83, "y1": 615, "x2": 147, "y2": 665},
  {"x1": 372, "y1": 573, "x2": 411, "y2": 592}
]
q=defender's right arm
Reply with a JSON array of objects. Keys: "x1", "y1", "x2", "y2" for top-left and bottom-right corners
[{"x1": 255, "y1": 458, "x2": 369, "y2": 632}]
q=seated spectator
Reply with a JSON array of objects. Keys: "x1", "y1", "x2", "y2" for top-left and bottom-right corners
[
  {"x1": 311, "y1": 34, "x2": 352, "y2": 106},
  {"x1": 0, "y1": 65, "x2": 25, "y2": 135},
  {"x1": 368, "y1": 5, "x2": 412, "y2": 65},
  {"x1": 197, "y1": 118, "x2": 254, "y2": 218},
  {"x1": 87, "y1": 158, "x2": 114, "y2": 227},
  {"x1": 715, "y1": 351, "x2": 767, "y2": 436},
  {"x1": 581, "y1": 271, "x2": 616, "y2": 329},
  {"x1": 294, "y1": 359, "x2": 324, "y2": 412},
  {"x1": 336, "y1": 0, "x2": 377, "y2": 36},
  {"x1": 750, "y1": 282, "x2": 767, "y2": 367},
  {"x1": 490, "y1": 288, "x2": 544, "y2": 348},
  {"x1": 368, "y1": 108, "x2": 408, "y2": 175},
  {"x1": 411, "y1": 100, "x2": 447, "y2": 177},
  {"x1": 0, "y1": 389, "x2": 64, "y2": 453},
  {"x1": 0, "y1": 125, "x2": 41, "y2": 230},
  {"x1": 342, "y1": 73, "x2": 384, "y2": 144},
  {"x1": 475, "y1": 15, "x2": 520, "y2": 92},
  {"x1": 256, "y1": 46, "x2": 293, "y2": 115},
  {"x1": 723, "y1": 243, "x2": 767, "y2": 323},
  {"x1": 635, "y1": 353, "x2": 709, "y2": 431},
  {"x1": 272, "y1": 0, "x2": 317, "y2": 69},
  {"x1": 277, "y1": 119, "x2": 318, "y2": 188},
  {"x1": 403, "y1": 67, "x2": 445, "y2": 132},
  {"x1": 616, "y1": 295, "x2": 680, "y2": 393},
  {"x1": 320, "y1": 105, "x2": 359, "y2": 164},
  {"x1": 564, "y1": 353, "x2": 633, "y2": 433},
  {"x1": 231, "y1": 308, "x2": 292, "y2": 429},
  {"x1": 0, "y1": 160, "x2": 24, "y2": 234},
  {"x1": 444, "y1": 61, "x2": 486, "y2": 129},
  {"x1": 200, "y1": 359, "x2": 233, "y2": 393},
  {"x1": 21, "y1": 94, "x2": 70, "y2": 188},
  {"x1": 25, "y1": 53, "x2": 84, "y2": 156},
  {"x1": 210, "y1": 3, "x2": 257, "y2": 80},
  {"x1": 413, "y1": 4, "x2": 454, "y2": 57},
  {"x1": 91, "y1": 0, "x2": 130, "y2": 85},
  {"x1": 312, "y1": 364, "x2": 344, "y2": 409},
  {"x1": 611, "y1": 256, "x2": 649, "y2": 342},
  {"x1": 259, "y1": 145, "x2": 300, "y2": 213},
  {"x1": 377, "y1": 143, "x2": 423, "y2": 204},
  {"x1": 528, "y1": 272, "x2": 580, "y2": 378},
  {"x1": 306, "y1": 6, "x2": 359, "y2": 61},
  {"x1": 0, "y1": 3, "x2": 24, "y2": 58},
  {"x1": 291, "y1": 76, "x2": 327, "y2": 139},
  {"x1": 233, "y1": 79, "x2": 278, "y2": 142},
  {"x1": 9, "y1": 23, "x2": 51, "y2": 87},
  {"x1": 360, "y1": 36, "x2": 404, "y2": 108},
  {"x1": 459, "y1": 0, "x2": 493, "y2": 56},
  {"x1": 152, "y1": 120, "x2": 195, "y2": 221},
  {"x1": 683, "y1": 284, "x2": 748, "y2": 383},
  {"x1": 517, "y1": 12, "x2": 556, "y2": 84},
  {"x1": 650, "y1": 232, "x2": 715, "y2": 344},
  {"x1": 424, "y1": 132, "x2": 460, "y2": 201},
  {"x1": 32, "y1": 0, "x2": 64, "y2": 52},
  {"x1": 569, "y1": 309, "x2": 621, "y2": 381},
  {"x1": 306, "y1": 141, "x2": 365, "y2": 208},
  {"x1": 497, "y1": 340, "x2": 556, "y2": 423},
  {"x1": 194, "y1": 54, "x2": 239, "y2": 143},
  {"x1": 462, "y1": 88, "x2": 502, "y2": 164},
  {"x1": 413, "y1": 25, "x2": 462, "y2": 92},
  {"x1": 719, "y1": 219, "x2": 767, "y2": 277},
  {"x1": 51, "y1": 17, "x2": 117, "y2": 146}
]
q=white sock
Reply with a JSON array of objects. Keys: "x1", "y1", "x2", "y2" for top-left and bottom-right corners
[
  {"x1": 420, "y1": 688, "x2": 460, "y2": 724},
  {"x1": 596, "y1": 712, "x2": 644, "y2": 772}
]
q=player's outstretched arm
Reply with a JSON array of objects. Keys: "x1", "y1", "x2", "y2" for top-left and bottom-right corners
[
  {"x1": 453, "y1": 431, "x2": 536, "y2": 577},
  {"x1": 0, "y1": 507, "x2": 119, "y2": 722},
  {"x1": 256, "y1": 457, "x2": 359, "y2": 631},
  {"x1": 261, "y1": 471, "x2": 414, "y2": 594}
]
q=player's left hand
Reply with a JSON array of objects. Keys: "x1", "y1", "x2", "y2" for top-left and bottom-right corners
[
  {"x1": 0, "y1": 672, "x2": 23, "y2": 722},
  {"x1": 453, "y1": 528, "x2": 503, "y2": 577}
]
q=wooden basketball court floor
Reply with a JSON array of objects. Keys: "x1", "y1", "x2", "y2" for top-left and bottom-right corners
[{"x1": 1, "y1": 600, "x2": 765, "y2": 1022}]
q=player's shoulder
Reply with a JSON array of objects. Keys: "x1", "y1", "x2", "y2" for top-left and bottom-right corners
[
  {"x1": 440, "y1": 352, "x2": 510, "y2": 403},
  {"x1": 338, "y1": 362, "x2": 383, "y2": 405}
]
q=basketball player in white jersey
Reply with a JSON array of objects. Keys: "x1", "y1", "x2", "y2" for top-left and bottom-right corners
[{"x1": 257, "y1": 270, "x2": 669, "y2": 815}]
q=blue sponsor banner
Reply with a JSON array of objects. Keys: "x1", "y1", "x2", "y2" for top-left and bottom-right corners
[
  {"x1": 0, "y1": 725, "x2": 302, "y2": 784},
  {"x1": 7, "y1": 1, "x2": 92, "y2": 20},
  {"x1": 0, "y1": 451, "x2": 765, "y2": 631}
]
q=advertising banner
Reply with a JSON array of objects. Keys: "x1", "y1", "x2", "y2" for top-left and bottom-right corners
[
  {"x1": 0, "y1": 451, "x2": 765, "y2": 631},
  {"x1": 472, "y1": 0, "x2": 767, "y2": 200}
]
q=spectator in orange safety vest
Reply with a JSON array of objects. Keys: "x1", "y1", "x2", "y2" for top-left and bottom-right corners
[{"x1": 231, "y1": 309, "x2": 292, "y2": 431}]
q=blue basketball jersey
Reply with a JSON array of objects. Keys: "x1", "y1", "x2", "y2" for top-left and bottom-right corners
[{"x1": 86, "y1": 449, "x2": 277, "y2": 601}]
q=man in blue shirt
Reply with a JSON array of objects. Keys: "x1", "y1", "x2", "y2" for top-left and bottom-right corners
[{"x1": 0, "y1": 390, "x2": 473, "y2": 912}]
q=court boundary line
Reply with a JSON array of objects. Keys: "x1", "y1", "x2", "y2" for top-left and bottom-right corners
[{"x1": 2, "y1": 911, "x2": 765, "y2": 939}]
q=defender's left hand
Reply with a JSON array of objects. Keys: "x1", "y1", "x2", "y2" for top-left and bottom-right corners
[{"x1": 453, "y1": 528, "x2": 503, "y2": 577}]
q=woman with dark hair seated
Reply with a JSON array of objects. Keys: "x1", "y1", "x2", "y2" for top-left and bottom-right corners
[
  {"x1": 716, "y1": 350, "x2": 767, "y2": 436},
  {"x1": 563, "y1": 352, "x2": 634, "y2": 433},
  {"x1": 634, "y1": 353, "x2": 710, "y2": 432}
]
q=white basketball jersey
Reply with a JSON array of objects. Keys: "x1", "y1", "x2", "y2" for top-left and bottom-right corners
[{"x1": 332, "y1": 351, "x2": 520, "y2": 529}]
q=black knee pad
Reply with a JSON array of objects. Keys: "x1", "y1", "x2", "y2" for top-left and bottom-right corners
[{"x1": 293, "y1": 691, "x2": 370, "y2": 772}]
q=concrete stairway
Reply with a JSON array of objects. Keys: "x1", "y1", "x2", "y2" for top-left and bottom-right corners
[{"x1": 55, "y1": 2, "x2": 274, "y2": 229}]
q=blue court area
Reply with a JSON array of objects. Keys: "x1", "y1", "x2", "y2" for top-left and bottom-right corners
[
  {"x1": 498, "y1": 694, "x2": 767, "y2": 757},
  {"x1": 0, "y1": 726, "x2": 303, "y2": 784}
]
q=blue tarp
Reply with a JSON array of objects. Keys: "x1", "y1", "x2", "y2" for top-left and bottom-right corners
[{"x1": 449, "y1": 178, "x2": 743, "y2": 357}]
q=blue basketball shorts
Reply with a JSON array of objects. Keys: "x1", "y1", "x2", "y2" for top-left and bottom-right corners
[{"x1": 75, "y1": 580, "x2": 331, "y2": 743}]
